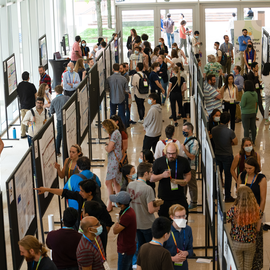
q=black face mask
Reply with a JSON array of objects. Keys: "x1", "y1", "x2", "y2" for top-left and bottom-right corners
[{"x1": 248, "y1": 45, "x2": 252, "y2": 48}]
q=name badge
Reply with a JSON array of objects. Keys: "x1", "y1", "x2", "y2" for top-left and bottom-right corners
[
  {"x1": 115, "y1": 48, "x2": 117, "y2": 52},
  {"x1": 143, "y1": 81, "x2": 148, "y2": 87},
  {"x1": 226, "y1": 52, "x2": 229, "y2": 56},
  {"x1": 103, "y1": 261, "x2": 110, "y2": 270},
  {"x1": 171, "y1": 181, "x2": 178, "y2": 191},
  {"x1": 255, "y1": 83, "x2": 259, "y2": 89},
  {"x1": 174, "y1": 262, "x2": 183, "y2": 266},
  {"x1": 248, "y1": 59, "x2": 252, "y2": 64},
  {"x1": 83, "y1": 56, "x2": 87, "y2": 60}
]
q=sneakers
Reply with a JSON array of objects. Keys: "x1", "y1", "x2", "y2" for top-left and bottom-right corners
[
  {"x1": 57, "y1": 153, "x2": 61, "y2": 157},
  {"x1": 169, "y1": 115, "x2": 173, "y2": 119},
  {"x1": 129, "y1": 120, "x2": 137, "y2": 125},
  {"x1": 138, "y1": 119, "x2": 144, "y2": 124},
  {"x1": 188, "y1": 203, "x2": 197, "y2": 210},
  {"x1": 177, "y1": 115, "x2": 182, "y2": 119},
  {"x1": 264, "y1": 119, "x2": 270, "y2": 125},
  {"x1": 174, "y1": 122, "x2": 178, "y2": 127},
  {"x1": 225, "y1": 196, "x2": 235, "y2": 203},
  {"x1": 21, "y1": 135, "x2": 27, "y2": 139}
]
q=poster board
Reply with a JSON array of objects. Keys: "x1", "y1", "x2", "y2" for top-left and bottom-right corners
[
  {"x1": 38, "y1": 35, "x2": 48, "y2": 70},
  {"x1": 193, "y1": 63, "x2": 197, "y2": 105},
  {"x1": 0, "y1": 192, "x2": 7, "y2": 270},
  {"x1": 3, "y1": 54, "x2": 18, "y2": 107},
  {"x1": 97, "y1": 55, "x2": 105, "y2": 95},
  {"x1": 32, "y1": 117, "x2": 58, "y2": 217},
  {"x1": 262, "y1": 29, "x2": 269, "y2": 64},
  {"x1": 111, "y1": 38, "x2": 115, "y2": 67},
  {"x1": 105, "y1": 46, "x2": 111, "y2": 79},
  {"x1": 6, "y1": 148, "x2": 37, "y2": 270}
]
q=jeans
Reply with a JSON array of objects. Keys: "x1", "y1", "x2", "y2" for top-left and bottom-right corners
[
  {"x1": 125, "y1": 94, "x2": 130, "y2": 127},
  {"x1": 115, "y1": 55, "x2": 119, "y2": 63},
  {"x1": 135, "y1": 95, "x2": 145, "y2": 120},
  {"x1": 230, "y1": 29, "x2": 234, "y2": 45},
  {"x1": 215, "y1": 155, "x2": 233, "y2": 198},
  {"x1": 160, "y1": 79, "x2": 168, "y2": 104},
  {"x1": 241, "y1": 113, "x2": 256, "y2": 143},
  {"x1": 137, "y1": 228, "x2": 152, "y2": 250},
  {"x1": 118, "y1": 253, "x2": 133, "y2": 270},
  {"x1": 110, "y1": 100, "x2": 126, "y2": 128},
  {"x1": 166, "y1": 32, "x2": 174, "y2": 48},
  {"x1": 223, "y1": 102, "x2": 236, "y2": 131},
  {"x1": 170, "y1": 91, "x2": 182, "y2": 121},
  {"x1": 264, "y1": 95, "x2": 270, "y2": 119},
  {"x1": 143, "y1": 135, "x2": 160, "y2": 153},
  {"x1": 27, "y1": 135, "x2": 33, "y2": 147},
  {"x1": 180, "y1": 38, "x2": 188, "y2": 56},
  {"x1": 56, "y1": 120, "x2": 62, "y2": 154}
]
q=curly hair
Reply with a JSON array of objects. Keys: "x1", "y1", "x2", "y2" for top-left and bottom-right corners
[
  {"x1": 234, "y1": 186, "x2": 260, "y2": 227},
  {"x1": 102, "y1": 119, "x2": 118, "y2": 135}
]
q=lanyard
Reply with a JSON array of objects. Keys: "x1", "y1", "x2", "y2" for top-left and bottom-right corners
[
  {"x1": 68, "y1": 160, "x2": 77, "y2": 179},
  {"x1": 137, "y1": 179, "x2": 146, "y2": 184},
  {"x1": 171, "y1": 230, "x2": 186, "y2": 252},
  {"x1": 62, "y1": 226, "x2": 73, "y2": 229},
  {"x1": 41, "y1": 74, "x2": 47, "y2": 83},
  {"x1": 83, "y1": 235, "x2": 105, "y2": 262},
  {"x1": 151, "y1": 240, "x2": 163, "y2": 246},
  {"x1": 165, "y1": 138, "x2": 172, "y2": 143},
  {"x1": 32, "y1": 256, "x2": 42, "y2": 270},
  {"x1": 120, "y1": 206, "x2": 130, "y2": 218},
  {"x1": 227, "y1": 86, "x2": 234, "y2": 99},
  {"x1": 68, "y1": 72, "x2": 75, "y2": 84},
  {"x1": 245, "y1": 174, "x2": 256, "y2": 188},
  {"x1": 56, "y1": 94, "x2": 63, "y2": 97},
  {"x1": 166, "y1": 159, "x2": 177, "y2": 179}
]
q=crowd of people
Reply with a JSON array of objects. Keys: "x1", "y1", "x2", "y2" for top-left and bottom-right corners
[{"x1": 12, "y1": 20, "x2": 268, "y2": 270}]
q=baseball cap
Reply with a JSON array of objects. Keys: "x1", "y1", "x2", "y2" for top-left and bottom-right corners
[{"x1": 110, "y1": 191, "x2": 131, "y2": 205}]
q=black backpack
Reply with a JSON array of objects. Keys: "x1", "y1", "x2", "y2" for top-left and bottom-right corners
[
  {"x1": 137, "y1": 73, "x2": 149, "y2": 94},
  {"x1": 217, "y1": 49, "x2": 227, "y2": 66}
]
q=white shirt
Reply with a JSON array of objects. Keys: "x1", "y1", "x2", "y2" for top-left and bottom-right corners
[
  {"x1": 22, "y1": 107, "x2": 47, "y2": 137},
  {"x1": 192, "y1": 36, "x2": 200, "y2": 54},
  {"x1": 262, "y1": 75, "x2": 270, "y2": 96},
  {"x1": 223, "y1": 86, "x2": 236, "y2": 102},
  {"x1": 95, "y1": 48, "x2": 105, "y2": 59},
  {"x1": 154, "y1": 139, "x2": 184, "y2": 159},
  {"x1": 132, "y1": 71, "x2": 149, "y2": 99},
  {"x1": 228, "y1": 16, "x2": 236, "y2": 30}
]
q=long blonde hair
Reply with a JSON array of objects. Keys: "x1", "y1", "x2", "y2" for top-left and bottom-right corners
[
  {"x1": 18, "y1": 235, "x2": 48, "y2": 257},
  {"x1": 74, "y1": 58, "x2": 84, "y2": 72},
  {"x1": 172, "y1": 66, "x2": 181, "y2": 86},
  {"x1": 37, "y1": 83, "x2": 47, "y2": 98}
]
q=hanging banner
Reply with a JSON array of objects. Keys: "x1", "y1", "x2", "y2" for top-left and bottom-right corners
[{"x1": 234, "y1": 20, "x2": 262, "y2": 72}]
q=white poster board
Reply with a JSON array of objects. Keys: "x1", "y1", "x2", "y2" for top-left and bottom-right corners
[
  {"x1": 198, "y1": 96, "x2": 202, "y2": 143},
  {"x1": 15, "y1": 152, "x2": 35, "y2": 239},
  {"x1": 39, "y1": 36, "x2": 48, "y2": 67},
  {"x1": 98, "y1": 56, "x2": 105, "y2": 95},
  {"x1": 193, "y1": 63, "x2": 197, "y2": 105},
  {"x1": 111, "y1": 40, "x2": 115, "y2": 66},
  {"x1": 234, "y1": 20, "x2": 262, "y2": 72},
  {"x1": 201, "y1": 121, "x2": 206, "y2": 166},
  {"x1": 78, "y1": 85, "x2": 89, "y2": 137},
  {"x1": 39, "y1": 122, "x2": 57, "y2": 197},
  {"x1": 7, "y1": 56, "x2": 17, "y2": 95},
  {"x1": 65, "y1": 101, "x2": 77, "y2": 151},
  {"x1": 105, "y1": 47, "x2": 111, "y2": 79}
]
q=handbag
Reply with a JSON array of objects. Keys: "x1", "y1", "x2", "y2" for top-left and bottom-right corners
[{"x1": 113, "y1": 150, "x2": 128, "y2": 172}]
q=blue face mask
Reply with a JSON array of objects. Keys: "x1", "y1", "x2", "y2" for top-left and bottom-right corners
[
  {"x1": 67, "y1": 67, "x2": 71, "y2": 72},
  {"x1": 135, "y1": 50, "x2": 139, "y2": 55},
  {"x1": 195, "y1": 36, "x2": 199, "y2": 39},
  {"x1": 131, "y1": 173, "x2": 137, "y2": 180},
  {"x1": 183, "y1": 131, "x2": 189, "y2": 137},
  {"x1": 148, "y1": 99, "x2": 152, "y2": 105},
  {"x1": 139, "y1": 158, "x2": 143, "y2": 163},
  {"x1": 92, "y1": 225, "x2": 103, "y2": 236},
  {"x1": 82, "y1": 43, "x2": 86, "y2": 47},
  {"x1": 159, "y1": 42, "x2": 162, "y2": 46},
  {"x1": 232, "y1": 70, "x2": 235, "y2": 75},
  {"x1": 172, "y1": 47, "x2": 176, "y2": 50}
]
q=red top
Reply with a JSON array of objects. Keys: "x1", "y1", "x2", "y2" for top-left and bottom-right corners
[
  {"x1": 180, "y1": 26, "x2": 186, "y2": 40},
  {"x1": 39, "y1": 73, "x2": 52, "y2": 93},
  {"x1": 118, "y1": 207, "x2": 137, "y2": 255},
  {"x1": 71, "y1": 41, "x2": 82, "y2": 61}
]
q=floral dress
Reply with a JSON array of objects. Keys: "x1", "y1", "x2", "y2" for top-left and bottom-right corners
[{"x1": 106, "y1": 129, "x2": 122, "y2": 183}]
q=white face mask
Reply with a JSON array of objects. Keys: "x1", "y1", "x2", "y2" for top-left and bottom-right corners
[
  {"x1": 244, "y1": 146, "x2": 253, "y2": 153},
  {"x1": 45, "y1": 89, "x2": 49, "y2": 93},
  {"x1": 174, "y1": 218, "x2": 187, "y2": 228},
  {"x1": 156, "y1": 67, "x2": 160, "y2": 71},
  {"x1": 214, "y1": 45, "x2": 217, "y2": 50}
]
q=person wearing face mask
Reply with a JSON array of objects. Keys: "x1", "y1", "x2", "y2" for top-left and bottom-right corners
[
  {"x1": 129, "y1": 46, "x2": 143, "y2": 71},
  {"x1": 233, "y1": 66, "x2": 244, "y2": 123},
  {"x1": 238, "y1": 29, "x2": 251, "y2": 75},
  {"x1": 237, "y1": 158, "x2": 266, "y2": 270},
  {"x1": 164, "y1": 204, "x2": 193, "y2": 270},
  {"x1": 63, "y1": 62, "x2": 81, "y2": 97},
  {"x1": 127, "y1": 163, "x2": 160, "y2": 252},
  {"x1": 149, "y1": 62, "x2": 165, "y2": 96},
  {"x1": 157, "y1": 38, "x2": 168, "y2": 56},
  {"x1": 37, "y1": 83, "x2": 51, "y2": 111},
  {"x1": 150, "y1": 47, "x2": 160, "y2": 64},
  {"x1": 170, "y1": 43, "x2": 188, "y2": 64},
  {"x1": 110, "y1": 192, "x2": 136, "y2": 270},
  {"x1": 121, "y1": 164, "x2": 136, "y2": 191},
  {"x1": 76, "y1": 216, "x2": 107, "y2": 270},
  {"x1": 137, "y1": 217, "x2": 175, "y2": 270},
  {"x1": 208, "y1": 108, "x2": 221, "y2": 152},
  {"x1": 143, "y1": 93, "x2": 163, "y2": 153},
  {"x1": 80, "y1": 40, "x2": 90, "y2": 59},
  {"x1": 230, "y1": 137, "x2": 261, "y2": 183},
  {"x1": 244, "y1": 40, "x2": 256, "y2": 73},
  {"x1": 158, "y1": 55, "x2": 169, "y2": 105},
  {"x1": 181, "y1": 123, "x2": 199, "y2": 210},
  {"x1": 192, "y1": 31, "x2": 202, "y2": 60},
  {"x1": 89, "y1": 45, "x2": 98, "y2": 63}
]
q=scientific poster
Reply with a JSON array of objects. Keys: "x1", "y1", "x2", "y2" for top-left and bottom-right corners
[
  {"x1": 66, "y1": 101, "x2": 77, "y2": 151},
  {"x1": 111, "y1": 40, "x2": 115, "y2": 66},
  {"x1": 98, "y1": 56, "x2": 105, "y2": 95},
  {"x1": 14, "y1": 152, "x2": 35, "y2": 239},
  {"x1": 118, "y1": 37, "x2": 122, "y2": 63},
  {"x1": 217, "y1": 204, "x2": 223, "y2": 269},
  {"x1": 39, "y1": 36, "x2": 48, "y2": 67},
  {"x1": 193, "y1": 63, "x2": 197, "y2": 105},
  {"x1": 263, "y1": 34, "x2": 268, "y2": 64},
  {"x1": 7, "y1": 56, "x2": 17, "y2": 95},
  {"x1": 79, "y1": 85, "x2": 89, "y2": 137},
  {"x1": 198, "y1": 96, "x2": 202, "y2": 143},
  {"x1": 39, "y1": 122, "x2": 57, "y2": 197},
  {"x1": 201, "y1": 120, "x2": 206, "y2": 166},
  {"x1": 234, "y1": 20, "x2": 262, "y2": 72},
  {"x1": 106, "y1": 48, "x2": 111, "y2": 79},
  {"x1": 206, "y1": 142, "x2": 213, "y2": 223}
]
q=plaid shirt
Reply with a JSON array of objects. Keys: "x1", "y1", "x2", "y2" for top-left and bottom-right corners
[{"x1": 39, "y1": 73, "x2": 52, "y2": 93}]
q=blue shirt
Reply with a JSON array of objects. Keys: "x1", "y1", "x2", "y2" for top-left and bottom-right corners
[
  {"x1": 161, "y1": 19, "x2": 164, "y2": 30},
  {"x1": 234, "y1": 74, "x2": 244, "y2": 92},
  {"x1": 63, "y1": 71, "x2": 81, "y2": 91},
  {"x1": 64, "y1": 170, "x2": 101, "y2": 210},
  {"x1": 164, "y1": 225, "x2": 193, "y2": 270},
  {"x1": 238, "y1": 35, "x2": 251, "y2": 51}
]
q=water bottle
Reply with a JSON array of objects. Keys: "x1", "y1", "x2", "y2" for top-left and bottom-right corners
[{"x1": 13, "y1": 127, "x2": 17, "y2": 139}]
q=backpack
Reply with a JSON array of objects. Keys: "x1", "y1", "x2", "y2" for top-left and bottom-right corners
[
  {"x1": 183, "y1": 136, "x2": 200, "y2": 161},
  {"x1": 31, "y1": 108, "x2": 47, "y2": 124},
  {"x1": 217, "y1": 49, "x2": 227, "y2": 66},
  {"x1": 68, "y1": 173, "x2": 101, "y2": 199},
  {"x1": 137, "y1": 73, "x2": 149, "y2": 94}
]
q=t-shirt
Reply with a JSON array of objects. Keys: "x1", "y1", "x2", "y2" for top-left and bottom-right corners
[
  {"x1": 118, "y1": 207, "x2": 137, "y2": 255},
  {"x1": 76, "y1": 236, "x2": 105, "y2": 270},
  {"x1": 27, "y1": 256, "x2": 58, "y2": 270},
  {"x1": 127, "y1": 181, "x2": 155, "y2": 230},
  {"x1": 130, "y1": 53, "x2": 143, "y2": 70},
  {"x1": 46, "y1": 228, "x2": 82, "y2": 269},
  {"x1": 183, "y1": 136, "x2": 199, "y2": 170},
  {"x1": 71, "y1": 41, "x2": 82, "y2": 61},
  {"x1": 17, "y1": 81, "x2": 37, "y2": 110},
  {"x1": 137, "y1": 243, "x2": 174, "y2": 270},
  {"x1": 211, "y1": 125, "x2": 236, "y2": 156},
  {"x1": 216, "y1": 49, "x2": 222, "y2": 62},
  {"x1": 149, "y1": 71, "x2": 161, "y2": 93},
  {"x1": 154, "y1": 139, "x2": 184, "y2": 160},
  {"x1": 203, "y1": 81, "x2": 222, "y2": 116},
  {"x1": 169, "y1": 76, "x2": 185, "y2": 93},
  {"x1": 152, "y1": 156, "x2": 191, "y2": 201}
]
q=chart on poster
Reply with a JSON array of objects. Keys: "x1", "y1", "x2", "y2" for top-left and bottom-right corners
[
  {"x1": 66, "y1": 101, "x2": 77, "y2": 150},
  {"x1": 79, "y1": 85, "x2": 88, "y2": 137},
  {"x1": 39, "y1": 122, "x2": 57, "y2": 197},
  {"x1": 98, "y1": 56, "x2": 104, "y2": 95},
  {"x1": 14, "y1": 152, "x2": 35, "y2": 239},
  {"x1": 7, "y1": 56, "x2": 17, "y2": 95}
]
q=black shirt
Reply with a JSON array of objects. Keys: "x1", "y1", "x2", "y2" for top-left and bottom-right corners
[
  {"x1": 17, "y1": 81, "x2": 37, "y2": 110},
  {"x1": 152, "y1": 156, "x2": 191, "y2": 200},
  {"x1": 158, "y1": 62, "x2": 168, "y2": 83},
  {"x1": 170, "y1": 76, "x2": 185, "y2": 93},
  {"x1": 27, "y1": 256, "x2": 58, "y2": 270}
]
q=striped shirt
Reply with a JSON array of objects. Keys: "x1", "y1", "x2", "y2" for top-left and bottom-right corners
[
  {"x1": 76, "y1": 236, "x2": 105, "y2": 270},
  {"x1": 184, "y1": 136, "x2": 199, "y2": 170},
  {"x1": 203, "y1": 82, "x2": 222, "y2": 116}
]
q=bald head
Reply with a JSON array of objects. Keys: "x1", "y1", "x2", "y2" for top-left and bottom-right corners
[
  {"x1": 165, "y1": 143, "x2": 178, "y2": 162},
  {"x1": 68, "y1": 62, "x2": 74, "y2": 72},
  {"x1": 80, "y1": 216, "x2": 98, "y2": 233}
]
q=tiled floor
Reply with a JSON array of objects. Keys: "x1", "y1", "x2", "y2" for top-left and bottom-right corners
[{"x1": 1, "y1": 97, "x2": 270, "y2": 270}]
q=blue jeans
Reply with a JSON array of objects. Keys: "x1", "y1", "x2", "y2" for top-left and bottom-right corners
[
  {"x1": 56, "y1": 120, "x2": 62, "y2": 154},
  {"x1": 215, "y1": 155, "x2": 233, "y2": 198},
  {"x1": 27, "y1": 135, "x2": 33, "y2": 147},
  {"x1": 137, "y1": 228, "x2": 152, "y2": 250},
  {"x1": 125, "y1": 93, "x2": 130, "y2": 127},
  {"x1": 166, "y1": 32, "x2": 174, "y2": 48},
  {"x1": 110, "y1": 100, "x2": 126, "y2": 128},
  {"x1": 160, "y1": 79, "x2": 168, "y2": 104},
  {"x1": 118, "y1": 253, "x2": 133, "y2": 270},
  {"x1": 115, "y1": 55, "x2": 119, "y2": 63}
]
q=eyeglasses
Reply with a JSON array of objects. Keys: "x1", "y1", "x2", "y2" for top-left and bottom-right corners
[
  {"x1": 167, "y1": 152, "x2": 177, "y2": 156},
  {"x1": 174, "y1": 215, "x2": 187, "y2": 219},
  {"x1": 36, "y1": 102, "x2": 43, "y2": 105}
]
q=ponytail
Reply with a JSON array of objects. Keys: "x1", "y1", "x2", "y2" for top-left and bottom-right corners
[{"x1": 172, "y1": 66, "x2": 181, "y2": 86}]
